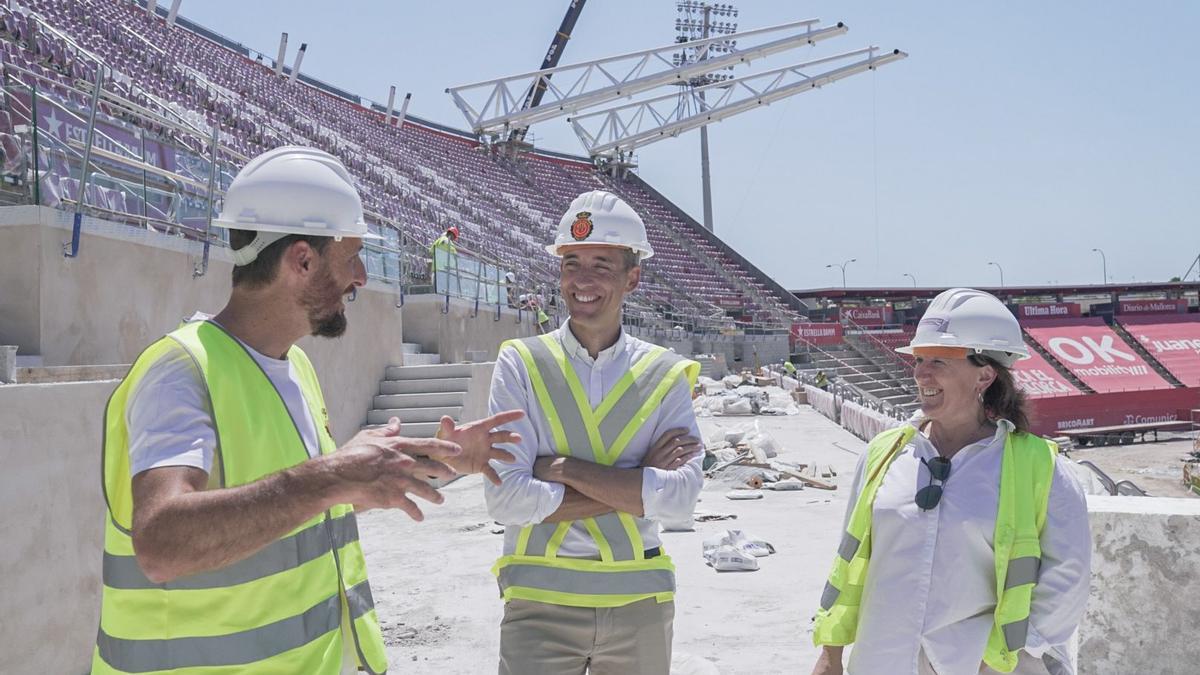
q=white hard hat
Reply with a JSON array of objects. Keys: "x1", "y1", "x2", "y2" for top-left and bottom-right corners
[
  {"x1": 546, "y1": 190, "x2": 654, "y2": 261},
  {"x1": 897, "y1": 288, "x2": 1029, "y2": 367},
  {"x1": 215, "y1": 146, "x2": 380, "y2": 266}
]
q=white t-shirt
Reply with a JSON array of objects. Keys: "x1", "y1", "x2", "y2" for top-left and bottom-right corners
[
  {"x1": 127, "y1": 315, "x2": 321, "y2": 476},
  {"x1": 126, "y1": 315, "x2": 357, "y2": 675}
]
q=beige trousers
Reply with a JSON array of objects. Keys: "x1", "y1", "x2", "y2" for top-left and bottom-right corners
[{"x1": 498, "y1": 598, "x2": 674, "y2": 675}]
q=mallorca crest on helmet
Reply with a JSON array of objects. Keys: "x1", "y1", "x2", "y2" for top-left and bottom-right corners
[{"x1": 570, "y1": 211, "x2": 593, "y2": 241}]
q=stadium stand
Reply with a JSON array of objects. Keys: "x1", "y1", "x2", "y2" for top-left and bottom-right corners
[
  {"x1": 0, "y1": 0, "x2": 800, "y2": 333},
  {"x1": 1022, "y1": 317, "x2": 1173, "y2": 393},
  {"x1": 1010, "y1": 344, "x2": 1083, "y2": 399},
  {"x1": 1117, "y1": 315, "x2": 1200, "y2": 387}
]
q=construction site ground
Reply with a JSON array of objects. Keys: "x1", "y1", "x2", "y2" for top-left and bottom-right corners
[
  {"x1": 359, "y1": 406, "x2": 863, "y2": 674},
  {"x1": 358, "y1": 406, "x2": 1199, "y2": 674},
  {"x1": 1066, "y1": 433, "x2": 1198, "y2": 498}
]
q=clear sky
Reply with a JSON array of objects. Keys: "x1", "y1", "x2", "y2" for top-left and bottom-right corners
[{"x1": 177, "y1": 1, "x2": 1199, "y2": 291}]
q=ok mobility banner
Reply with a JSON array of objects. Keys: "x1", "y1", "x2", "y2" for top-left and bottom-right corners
[{"x1": 1023, "y1": 318, "x2": 1171, "y2": 393}]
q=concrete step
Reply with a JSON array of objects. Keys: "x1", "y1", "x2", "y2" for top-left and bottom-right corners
[
  {"x1": 369, "y1": 405, "x2": 462, "y2": 424},
  {"x1": 380, "y1": 377, "x2": 472, "y2": 395},
  {"x1": 401, "y1": 342, "x2": 423, "y2": 354},
  {"x1": 16, "y1": 364, "x2": 130, "y2": 384},
  {"x1": 374, "y1": 391, "x2": 466, "y2": 409},
  {"x1": 362, "y1": 419, "x2": 442, "y2": 436},
  {"x1": 385, "y1": 363, "x2": 474, "y2": 380},
  {"x1": 404, "y1": 353, "x2": 441, "y2": 366}
]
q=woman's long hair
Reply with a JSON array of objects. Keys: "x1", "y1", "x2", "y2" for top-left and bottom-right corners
[{"x1": 969, "y1": 354, "x2": 1030, "y2": 433}]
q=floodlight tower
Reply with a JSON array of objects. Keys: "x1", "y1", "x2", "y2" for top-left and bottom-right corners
[{"x1": 675, "y1": 1, "x2": 738, "y2": 232}]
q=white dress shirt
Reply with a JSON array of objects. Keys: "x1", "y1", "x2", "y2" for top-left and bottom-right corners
[
  {"x1": 484, "y1": 323, "x2": 704, "y2": 558},
  {"x1": 844, "y1": 415, "x2": 1091, "y2": 675}
]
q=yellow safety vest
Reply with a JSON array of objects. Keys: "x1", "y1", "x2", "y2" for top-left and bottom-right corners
[
  {"x1": 812, "y1": 424, "x2": 1057, "y2": 673},
  {"x1": 430, "y1": 234, "x2": 457, "y2": 270},
  {"x1": 92, "y1": 320, "x2": 388, "y2": 674},
  {"x1": 492, "y1": 334, "x2": 700, "y2": 608}
]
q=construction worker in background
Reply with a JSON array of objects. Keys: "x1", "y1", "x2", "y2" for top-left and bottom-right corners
[
  {"x1": 815, "y1": 369, "x2": 829, "y2": 390},
  {"x1": 429, "y1": 225, "x2": 460, "y2": 289},
  {"x1": 783, "y1": 360, "x2": 797, "y2": 377},
  {"x1": 92, "y1": 147, "x2": 523, "y2": 675},
  {"x1": 485, "y1": 190, "x2": 704, "y2": 674},
  {"x1": 811, "y1": 288, "x2": 1091, "y2": 675}
]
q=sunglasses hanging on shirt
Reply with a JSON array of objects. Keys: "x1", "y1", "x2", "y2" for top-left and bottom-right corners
[{"x1": 915, "y1": 455, "x2": 952, "y2": 511}]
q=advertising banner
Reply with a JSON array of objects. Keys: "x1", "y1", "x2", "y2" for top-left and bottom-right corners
[
  {"x1": 12, "y1": 90, "x2": 179, "y2": 174},
  {"x1": 791, "y1": 322, "x2": 843, "y2": 346},
  {"x1": 1121, "y1": 316, "x2": 1200, "y2": 387},
  {"x1": 1117, "y1": 299, "x2": 1188, "y2": 315},
  {"x1": 1030, "y1": 388, "x2": 1200, "y2": 436},
  {"x1": 842, "y1": 305, "x2": 893, "y2": 325},
  {"x1": 1014, "y1": 303, "x2": 1081, "y2": 321},
  {"x1": 1010, "y1": 347, "x2": 1081, "y2": 399},
  {"x1": 1023, "y1": 318, "x2": 1171, "y2": 393}
]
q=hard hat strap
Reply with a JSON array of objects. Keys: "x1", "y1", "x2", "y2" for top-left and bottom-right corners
[{"x1": 231, "y1": 231, "x2": 291, "y2": 267}]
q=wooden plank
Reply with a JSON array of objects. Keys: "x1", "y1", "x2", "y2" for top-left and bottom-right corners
[{"x1": 771, "y1": 463, "x2": 836, "y2": 490}]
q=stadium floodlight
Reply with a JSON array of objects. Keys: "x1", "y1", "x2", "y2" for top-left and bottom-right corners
[
  {"x1": 446, "y1": 18, "x2": 847, "y2": 136},
  {"x1": 274, "y1": 33, "x2": 288, "y2": 76},
  {"x1": 569, "y1": 47, "x2": 907, "y2": 157},
  {"x1": 1091, "y1": 248, "x2": 1107, "y2": 285},
  {"x1": 166, "y1": 0, "x2": 183, "y2": 28},
  {"x1": 674, "y1": 1, "x2": 739, "y2": 231},
  {"x1": 988, "y1": 261, "x2": 1005, "y2": 288},
  {"x1": 826, "y1": 258, "x2": 856, "y2": 288},
  {"x1": 288, "y1": 43, "x2": 307, "y2": 84},
  {"x1": 903, "y1": 273, "x2": 917, "y2": 288}
]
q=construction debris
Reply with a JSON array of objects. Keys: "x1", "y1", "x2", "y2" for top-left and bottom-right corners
[
  {"x1": 725, "y1": 489, "x2": 764, "y2": 500},
  {"x1": 693, "y1": 373, "x2": 801, "y2": 418},
  {"x1": 702, "y1": 424, "x2": 838, "y2": 492},
  {"x1": 703, "y1": 530, "x2": 778, "y2": 572}
]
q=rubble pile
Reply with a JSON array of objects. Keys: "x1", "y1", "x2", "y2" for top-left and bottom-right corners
[{"x1": 693, "y1": 372, "x2": 802, "y2": 418}]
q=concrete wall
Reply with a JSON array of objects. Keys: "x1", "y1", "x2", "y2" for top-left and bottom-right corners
[
  {"x1": 693, "y1": 334, "x2": 790, "y2": 372},
  {"x1": 0, "y1": 222, "x2": 41, "y2": 354},
  {"x1": 0, "y1": 380, "x2": 115, "y2": 674},
  {"x1": 400, "y1": 293, "x2": 536, "y2": 363},
  {"x1": 462, "y1": 362, "x2": 498, "y2": 422},
  {"x1": 1081, "y1": 496, "x2": 1200, "y2": 674},
  {"x1": 0, "y1": 206, "x2": 406, "y2": 441}
]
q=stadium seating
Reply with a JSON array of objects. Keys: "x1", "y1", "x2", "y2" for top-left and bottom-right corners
[
  {"x1": 1022, "y1": 318, "x2": 1173, "y2": 393},
  {"x1": 0, "y1": 0, "x2": 798, "y2": 330},
  {"x1": 1117, "y1": 315, "x2": 1200, "y2": 387}
]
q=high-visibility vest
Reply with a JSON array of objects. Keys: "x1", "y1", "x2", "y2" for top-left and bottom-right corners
[
  {"x1": 492, "y1": 333, "x2": 700, "y2": 608},
  {"x1": 92, "y1": 320, "x2": 388, "y2": 675},
  {"x1": 430, "y1": 234, "x2": 457, "y2": 270},
  {"x1": 812, "y1": 424, "x2": 1057, "y2": 673}
]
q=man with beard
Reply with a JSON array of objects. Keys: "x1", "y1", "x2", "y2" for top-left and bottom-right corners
[{"x1": 92, "y1": 147, "x2": 522, "y2": 675}]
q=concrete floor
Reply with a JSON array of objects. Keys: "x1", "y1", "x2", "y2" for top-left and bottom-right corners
[
  {"x1": 356, "y1": 410, "x2": 1199, "y2": 673},
  {"x1": 1068, "y1": 433, "x2": 1199, "y2": 498},
  {"x1": 358, "y1": 405, "x2": 864, "y2": 674}
]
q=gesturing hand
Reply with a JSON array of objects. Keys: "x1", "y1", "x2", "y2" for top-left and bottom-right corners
[
  {"x1": 434, "y1": 410, "x2": 524, "y2": 485},
  {"x1": 641, "y1": 428, "x2": 702, "y2": 471},
  {"x1": 331, "y1": 421, "x2": 463, "y2": 520}
]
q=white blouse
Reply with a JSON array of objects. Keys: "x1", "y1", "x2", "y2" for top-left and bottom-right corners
[{"x1": 842, "y1": 417, "x2": 1092, "y2": 675}]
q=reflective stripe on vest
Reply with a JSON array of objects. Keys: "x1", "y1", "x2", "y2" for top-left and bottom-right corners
[
  {"x1": 493, "y1": 333, "x2": 699, "y2": 608},
  {"x1": 811, "y1": 424, "x2": 1056, "y2": 674},
  {"x1": 93, "y1": 321, "x2": 388, "y2": 674}
]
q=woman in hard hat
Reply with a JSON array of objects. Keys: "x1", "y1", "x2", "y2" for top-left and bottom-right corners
[{"x1": 811, "y1": 288, "x2": 1091, "y2": 675}]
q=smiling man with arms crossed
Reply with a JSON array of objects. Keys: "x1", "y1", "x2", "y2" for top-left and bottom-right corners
[{"x1": 485, "y1": 190, "x2": 704, "y2": 674}]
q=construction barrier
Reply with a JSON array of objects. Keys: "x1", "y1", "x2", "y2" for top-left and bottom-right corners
[
  {"x1": 804, "y1": 384, "x2": 838, "y2": 421},
  {"x1": 840, "y1": 399, "x2": 903, "y2": 440}
]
